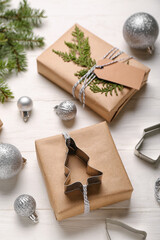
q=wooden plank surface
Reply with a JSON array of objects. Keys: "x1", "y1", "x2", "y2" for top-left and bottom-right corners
[{"x1": 0, "y1": 0, "x2": 160, "y2": 239}]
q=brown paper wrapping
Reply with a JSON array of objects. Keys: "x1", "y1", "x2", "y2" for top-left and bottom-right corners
[
  {"x1": 35, "y1": 122, "x2": 133, "y2": 221},
  {"x1": 0, "y1": 119, "x2": 3, "y2": 130},
  {"x1": 37, "y1": 24, "x2": 150, "y2": 122}
]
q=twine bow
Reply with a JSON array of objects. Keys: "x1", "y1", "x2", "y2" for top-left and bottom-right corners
[{"x1": 72, "y1": 47, "x2": 132, "y2": 107}]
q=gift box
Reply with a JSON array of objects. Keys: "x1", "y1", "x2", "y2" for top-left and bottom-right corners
[
  {"x1": 35, "y1": 122, "x2": 133, "y2": 221},
  {"x1": 37, "y1": 24, "x2": 150, "y2": 122}
]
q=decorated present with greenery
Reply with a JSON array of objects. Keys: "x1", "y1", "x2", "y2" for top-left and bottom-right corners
[{"x1": 37, "y1": 24, "x2": 150, "y2": 122}]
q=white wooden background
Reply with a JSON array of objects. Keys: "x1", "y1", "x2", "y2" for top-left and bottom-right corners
[{"x1": 0, "y1": 0, "x2": 160, "y2": 239}]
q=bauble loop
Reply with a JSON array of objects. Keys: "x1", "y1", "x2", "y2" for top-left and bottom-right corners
[
  {"x1": 123, "y1": 12, "x2": 159, "y2": 52},
  {"x1": 54, "y1": 100, "x2": 77, "y2": 121},
  {"x1": 0, "y1": 143, "x2": 25, "y2": 180}
]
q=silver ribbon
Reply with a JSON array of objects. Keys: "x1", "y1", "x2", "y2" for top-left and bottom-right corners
[
  {"x1": 72, "y1": 47, "x2": 132, "y2": 107},
  {"x1": 106, "y1": 218, "x2": 147, "y2": 239},
  {"x1": 82, "y1": 185, "x2": 90, "y2": 214}
]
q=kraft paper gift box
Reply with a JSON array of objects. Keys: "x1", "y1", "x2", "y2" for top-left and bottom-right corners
[
  {"x1": 35, "y1": 122, "x2": 133, "y2": 221},
  {"x1": 37, "y1": 24, "x2": 150, "y2": 122}
]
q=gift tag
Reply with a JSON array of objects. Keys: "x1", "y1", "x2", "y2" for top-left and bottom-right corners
[{"x1": 94, "y1": 58, "x2": 146, "y2": 90}]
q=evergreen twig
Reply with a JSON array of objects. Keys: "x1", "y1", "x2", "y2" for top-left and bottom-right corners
[
  {"x1": 53, "y1": 26, "x2": 123, "y2": 97},
  {"x1": 0, "y1": 78, "x2": 14, "y2": 103},
  {"x1": 0, "y1": 0, "x2": 10, "y2": 11},
  {"x1": 0, "y1": 0, "x2": 46, "y2": 103}
]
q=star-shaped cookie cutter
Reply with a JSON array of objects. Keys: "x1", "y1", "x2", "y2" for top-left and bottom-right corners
[
  {"x1": 134, "y1": 123, "x2": 160, "y2": 164},
  {"x1": 63, "y1": 132, "x2": 103, "y2": 194}
]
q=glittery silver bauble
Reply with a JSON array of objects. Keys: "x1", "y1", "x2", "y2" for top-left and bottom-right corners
[
  {"x1": 123, "y1": 12, "x2": 159, "y2": 53},
  {"x1": 54, "y1": 100, "x2": 77, "y2": 120},
  {"x1": 0, "y1": 143, "x2": 26, "y2": 180},
  {"x1": 17, "y1": 96, "x2": 33, "y2": 122},
  {"x1": 14, "y1": 194, "x2": 38, "y2": 223}
]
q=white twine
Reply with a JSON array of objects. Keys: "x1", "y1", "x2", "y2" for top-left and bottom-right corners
[
  {"x1": 62, "y1": 132, "x2": 70, "y2": 142},
  {"x1": 72, "y1": 47, "x2": 132, "y2": 107},
  {"x1": 82, "y1": 185, "x2": 90, "y2": 214}
]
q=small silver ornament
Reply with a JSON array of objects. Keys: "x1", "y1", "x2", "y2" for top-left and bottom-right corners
[
  {"x1": 0, "y1": 143, "x2": 26, "y2": 180},
  {"x1": 14, "y1": 194, "x2": 38, "y2": 223},
  {"x1": 123, "y1": 12, "x2": 159, "y2": 54},
  {"x1": 54, "y1": 100, "x2": 77, "y2": 120},
  {"x1": 17, "y1": 96, "x2": 33, "y2": 122}
]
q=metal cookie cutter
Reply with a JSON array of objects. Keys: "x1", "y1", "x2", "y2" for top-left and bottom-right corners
[
  {"x1": 63, "y1": 132, "x2": 103, "y2": 214},
  {"x1": 134, "y1": 123, "x2": 160, "y2": 164},
  {"x1": 106, "y1": 218, "x2": 147, "y2": 240}
]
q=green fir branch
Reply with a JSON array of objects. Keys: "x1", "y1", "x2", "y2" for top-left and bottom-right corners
[
  {"x1": 8, "y1": 42, "x2": 27, "y2": 72},
  {"x1": 10, "y1": 33, "x2": 44, "y2": 49},
  {"x1": 0, "y1": 0, "x2": 46, "y2": 103},
  {"x1": 0, "y1": 0, "x2": 10, "y2": 11},
  {"x1": 53, "y1": 25, "x2": 123, "y2": 97},
  {"x1": 0, "y1": 78, "x2": 14, "y2": 103},
  {"x1": 0, "y1": 32, "x2": 8, "y2": 45},
  {"x1": 0, "y1": 0, "x2": 46, "y2": 26},
  {"x1": 0, "y1": 59, "x2": 15, "y2": 77}
]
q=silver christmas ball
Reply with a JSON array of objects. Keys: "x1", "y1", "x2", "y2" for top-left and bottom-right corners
[
  {"x1": 54, "y1": 100, "x2": 77, "y2": 120},
  {"x1": 17, "y1": 96, "x2": 33, "y2": 122},
  {"x1": 14, "y1": 194, "x2": 38, "y2": 223},
  {"x1": 0, "y1": 143, "x2": 25, "y2": 180},
  {"x1": 123, "y1": 12, "x2": 159, "y2": 53}
]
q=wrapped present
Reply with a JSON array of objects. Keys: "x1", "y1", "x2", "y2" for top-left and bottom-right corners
[
  {"x1": 0, "y1": 119, "x2": 3, "y2": 130},
  {"x1": 35, "y1": 122, "x2": 133, "y2": 221},
  {"x1": 37, "y1": 24, "x2": 150, "y2": 122}
]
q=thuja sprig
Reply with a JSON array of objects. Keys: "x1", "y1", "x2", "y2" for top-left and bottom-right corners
[
  {"x1": 52, "y1": 25, "x2": 123, "y2": 97},
  {"x1": 90, "y1": 79, "x2": 124, "y2": 96},
  {"x1": 0, "y1": 0, "x2": 46, "y2": 103}
]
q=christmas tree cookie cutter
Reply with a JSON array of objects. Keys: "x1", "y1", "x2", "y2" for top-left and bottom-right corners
[
  {"x1": 134, "y1": 123, "x2": 160, "y2": 164},
  {"x1": 63, "y1": 132, "x2": 103, "y2": 214},
  {"x1": 106, "y1": 218, "x2": 147, "y2": 239}
]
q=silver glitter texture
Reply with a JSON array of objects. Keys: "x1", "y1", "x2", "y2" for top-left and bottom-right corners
[
  {"x1": 123, "y1": 12, "x2": 159, "y2": 50},
  {"x1": 54, "y1": 100, "x2": 77, "y2": 120},
  {"x1": 14, "y1": 194, "x2": 38, "y2": 223},
  {"x1": 0, "y1": 143, "x2": 23, "y2": 180},
  {"x1": 155, "y1": 178, "x2": 160, "y2": 203}
]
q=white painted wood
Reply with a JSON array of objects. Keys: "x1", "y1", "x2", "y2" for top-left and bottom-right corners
[
  {"x1": 0, "y1": 209, "x2": 160, "y2": 240},
  {"x1": 0, "y1": 0, "x2": 160, "y2": 239}
]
